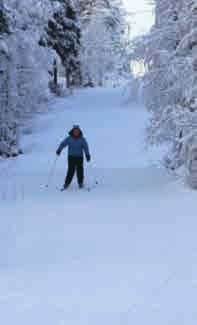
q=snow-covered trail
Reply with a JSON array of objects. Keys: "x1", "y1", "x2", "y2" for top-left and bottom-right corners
[{"x1": 1, "y1": 88, "x2": 197, "y2": 325}]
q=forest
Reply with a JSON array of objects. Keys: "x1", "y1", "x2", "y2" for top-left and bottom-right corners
[{"x1": 0, "y1": 0, "x2": 128, "y2": 157}]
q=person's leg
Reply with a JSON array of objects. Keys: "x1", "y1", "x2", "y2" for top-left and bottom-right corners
[
  {"x1": 76, "y1": 157, "x2": 84, "y2": 187},
  {"x1": 64, "y1": 156, "x2": 76, "y2": 188}
]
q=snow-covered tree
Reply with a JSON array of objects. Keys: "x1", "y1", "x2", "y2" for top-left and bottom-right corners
[
  {"x1": 39, "y1": 0, "x2": 81, "y2": 88},
  {"x1": 0, "y1": 2, "x2": 18, "y2": 157},
  {"x1": 0, "y1": 0, "x2": 54, "y2": 157},
  {"x1": 132, "y1": 0, "x2": 197, "y2": 168},
  {"x1": 80, "y1": 0, "x2": 128, "y2": 86}
]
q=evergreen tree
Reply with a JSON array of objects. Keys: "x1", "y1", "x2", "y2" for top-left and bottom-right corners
[{"x1": 39, "y1": 0, "x2": 81, "y2": 88}]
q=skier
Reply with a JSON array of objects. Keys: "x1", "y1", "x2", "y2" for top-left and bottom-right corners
[{"x1": 56, "y1": 125, "x2": 91, "y2": 190}]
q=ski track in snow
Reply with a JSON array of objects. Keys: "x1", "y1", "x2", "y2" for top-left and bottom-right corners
[{"x1": 0, "y1": 88, "x2": 197, "y2": 325}]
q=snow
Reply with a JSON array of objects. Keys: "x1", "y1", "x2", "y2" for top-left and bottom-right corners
[{"x1": 1, "y1": 88, "x2": 197, "y2": 324}]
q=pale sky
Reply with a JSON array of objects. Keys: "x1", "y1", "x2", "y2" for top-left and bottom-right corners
[{"x1": 123, "y1": 0, "x2": 155, "y2": 38}]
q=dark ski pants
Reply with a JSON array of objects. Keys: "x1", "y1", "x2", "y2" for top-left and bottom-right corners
[{"x1": 65, "y1": 156, "x2": 84, "y2": 186}]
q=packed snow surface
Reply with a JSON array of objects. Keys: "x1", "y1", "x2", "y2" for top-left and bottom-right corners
[{"x1": 0, "y1": 88, "x2": 197, "y2": 324}]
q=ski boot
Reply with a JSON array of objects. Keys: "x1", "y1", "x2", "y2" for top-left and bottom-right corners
[{"x1": 60, "y1": 184, "x2": 69, "y2": 192}]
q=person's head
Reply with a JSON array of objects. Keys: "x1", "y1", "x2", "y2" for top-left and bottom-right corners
[
  {"x1": 73, "y1": 128, "x2": 81, "y2": 137},
  {"x1": 69, "y1": 125, "x2": 82, "y2": 137}
]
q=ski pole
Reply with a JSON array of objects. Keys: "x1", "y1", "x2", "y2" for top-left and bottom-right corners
[
  {"x1": 91, "y1": 161, "x2": 99, "y2": 185},
  {"x1": 46, "y1": 156, "x2": 58, "y2": 188},
  {"x1": 86, "y1": 161, "x2": 99, "y2": 190}
]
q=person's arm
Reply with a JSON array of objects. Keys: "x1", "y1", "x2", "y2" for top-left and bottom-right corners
[
  {"x1": 82, "y1": 138, "x2": 91, "y2": 161},
  {"x1": 56, "y1": 137, "x2": 69, "y2": 155}
]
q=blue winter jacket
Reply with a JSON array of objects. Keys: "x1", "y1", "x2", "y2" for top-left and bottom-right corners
[{"x1": 57, "y1": 135, "x2": 90, "y2": 157}]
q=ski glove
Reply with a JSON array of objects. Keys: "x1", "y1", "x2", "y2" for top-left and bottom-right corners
[
  {"x1": 86, "y1": 154, "x2": 91, "y2": 162},
  {"x1": 56, "y1": 149, "x2": 61, "y2": 156}
]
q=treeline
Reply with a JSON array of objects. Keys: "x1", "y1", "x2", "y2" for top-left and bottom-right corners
[{"x1": 132, "y1": 0, "x2": 197, "y2": 155}]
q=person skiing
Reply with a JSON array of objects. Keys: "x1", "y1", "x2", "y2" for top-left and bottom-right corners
[{"x1": 56, "y1": 125, "x2": 91, "y2": 190}]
